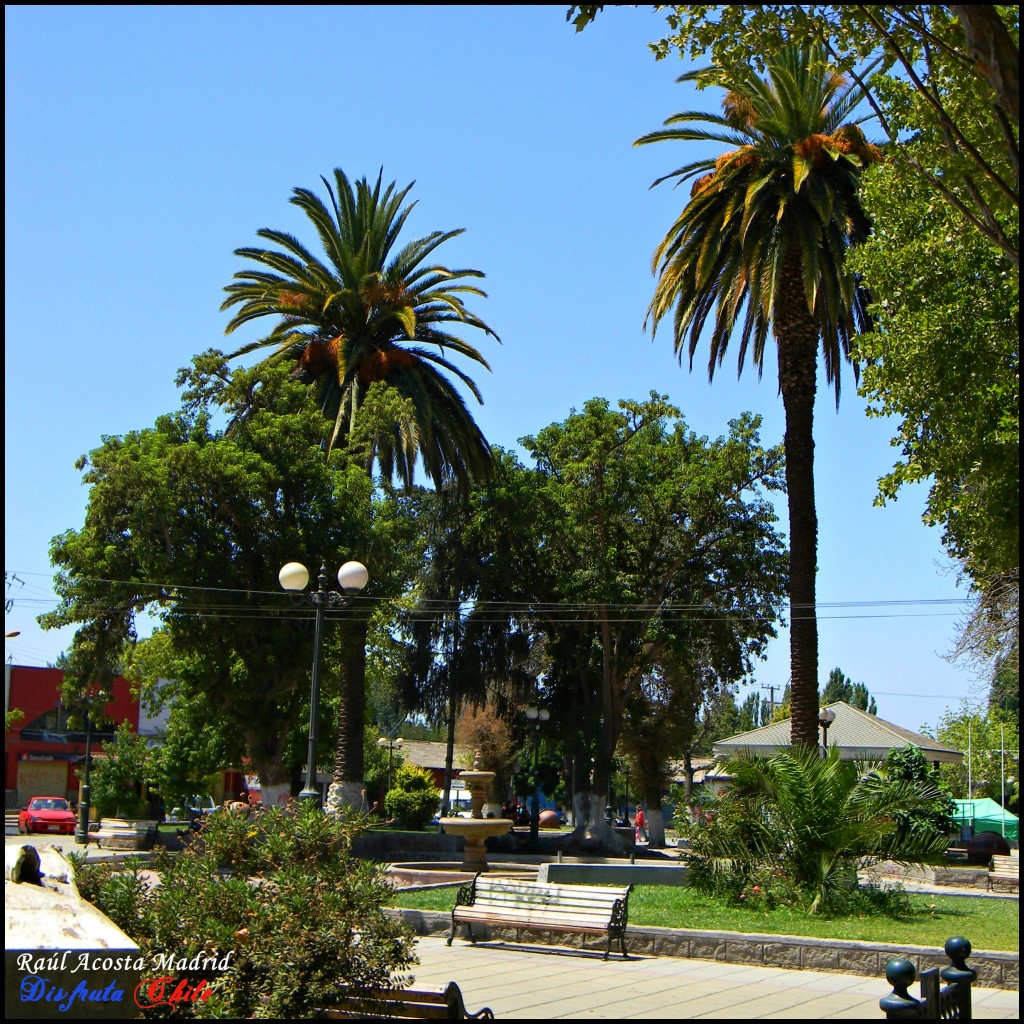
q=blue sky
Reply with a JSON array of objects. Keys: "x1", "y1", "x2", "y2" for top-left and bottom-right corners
[{"x1": 5, "y1": 6, "x2": 983, "y2": 734}]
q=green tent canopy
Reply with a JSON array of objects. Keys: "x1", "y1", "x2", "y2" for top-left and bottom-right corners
[{"x1": 953, "y1": 798, "x2": 1018, "y2": 842}]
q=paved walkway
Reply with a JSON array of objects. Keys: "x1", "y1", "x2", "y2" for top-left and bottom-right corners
[{"x1": 410, "y1": 936, "x2": 1019, "y2": 1019}]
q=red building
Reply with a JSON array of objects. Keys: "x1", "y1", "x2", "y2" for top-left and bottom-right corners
[{"x1": 4, "y1": 664, "x2": 140, "y2": 808}]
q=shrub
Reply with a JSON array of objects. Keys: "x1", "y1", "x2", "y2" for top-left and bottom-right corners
[
  {"x1": 688, "y1": 747, "x2": 951, "y2": 914},
  {"x1": 383, "y1": 764, "x2": 439, "y2": 830},
  {"x1": 74, "y1": 802, "x2": 415, "y2": 1018}
]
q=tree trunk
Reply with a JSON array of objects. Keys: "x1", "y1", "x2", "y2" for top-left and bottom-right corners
[
  {"x1": 951, "y1": 5, "x2": 1019, "y2": 125},
  {"x1": 641, "y1": 782, "x2": 666, "y2": 848},
  {"x1": 329, "y1": 617, "x2": 368, "y2": 811},
  {"x1": 246, "y1": 716, "x2": 295, "y2": 806},
  {"x1": 565, "y1": 784, "x2": 629, "y2": 853},
  {"x1": 776, "y1": 255, "x2": 821, "y2": 749}
]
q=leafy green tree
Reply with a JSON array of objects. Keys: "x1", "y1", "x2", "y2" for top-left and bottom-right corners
[
  {"x1": 121, "y1": 631, "x2": 239, "y2": 811},
  {"x1": 736, "y1": 690, "x2": 773, "y2": 732},
  {"x1": 989, "y1": 651, "x2": 1019, "y2": 718},
  {"x1": 43, "y1": 359, "x2": 416, "y2": 798},
  {"x1": 691, "y1": 746, "x2": 952, "y2": 913},
  {"x1": 937, "y1": 702, "x2": 1019, "y2": 808},
  {"x1": 822, "y1": 666, "x2": 877, "y2": 714},
  {"x1": 881, "y1": 745, "x2": 957, "y2": 853},
  {"x1": 517, "y1": 395, "x2": 788, "y2": 846},
  {"x1": 636, "y1": 44, "x2": 877, "y2": 748},
  {"x1": 849, "y1": 158, "x2": 1018, "y2": 665},
  {"x1": 222, "y1": 168, "x2": 499, "y2": 490},
  {"x1": 90, "y1": 722, "x2": 154, "y2": 819}
]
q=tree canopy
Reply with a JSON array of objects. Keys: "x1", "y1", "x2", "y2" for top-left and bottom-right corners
[
  {"x1": 518, "y1": 395, "x2": 788, "y2": 841},
  {"x1": 43, "y1": 357, "x2": 418, "y2": 790},
  {"x1": 849, "y1": 157, "x2": 1019, "y2": 667}
]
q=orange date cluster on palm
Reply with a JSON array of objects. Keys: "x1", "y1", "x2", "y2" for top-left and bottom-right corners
[
  {"x1": 293, "y1": 337, "x2": 344, "y2": 381},
  {"x1": 691, "y1": 125, "x2": 881, "y2": 199},
  {"x1": 292, "y1": 338, "x2": 417, "y2": 384}
]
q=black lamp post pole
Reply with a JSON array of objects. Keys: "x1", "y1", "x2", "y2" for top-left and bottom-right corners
[
  {"x1": 531, "y1": 722, "x2": 542, "y2": 848},
  {"x1": 298, "y1": 565, "x2": 330, "y2": 806},
  {"x1": 75, "y1": 702, "x2": 93, "y2": 845},
  {"x1": 525, "y1": 707, "x2": 549, "y2": 850}
]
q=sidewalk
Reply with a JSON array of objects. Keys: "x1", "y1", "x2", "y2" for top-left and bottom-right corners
[{"x1": 409, "y1": 935, "x2": 1020, "y2": 1019}]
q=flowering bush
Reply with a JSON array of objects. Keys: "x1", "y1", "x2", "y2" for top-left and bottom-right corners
[{"x1": 74, "y1": 802, "x2": 415, "y2": 1018}]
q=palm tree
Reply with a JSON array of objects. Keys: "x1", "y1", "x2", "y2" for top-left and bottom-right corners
[
  {"x1": 223, "y1": 169, "x2": 498, "y2": 808},
  {"x1": 636, "y1": 44, "x2": 879, "y2": 748},
  {"x1": 222, "y1": 168, "x2": 499, "y2": 493},
  {"x1": 696, "y1": 746, "x2": 950, "y2": 914}
]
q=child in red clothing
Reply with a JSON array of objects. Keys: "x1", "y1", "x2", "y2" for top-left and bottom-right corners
[{"x1": 634, "y1": 806, "x2": 648, "y2": 843}]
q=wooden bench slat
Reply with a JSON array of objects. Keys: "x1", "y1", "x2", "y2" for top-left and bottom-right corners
[
  {"x1": 316, "y1": 983, "x2": 494, "y2": 1020},
  {"x1": 448, "y1": 874, "x2": 631, "y2": 959}
]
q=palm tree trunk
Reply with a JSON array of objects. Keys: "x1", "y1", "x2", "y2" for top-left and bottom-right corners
[
  {"x1": 328, "y1": 617, "x2": 368, "y2": 811},
  {"x1": 776, "y1": 257, "x2": 821, "y2": 749}
]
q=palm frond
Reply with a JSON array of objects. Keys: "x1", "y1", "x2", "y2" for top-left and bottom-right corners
[{"x1": 223, "y1": 169, "x2": 497, "y2": 492}]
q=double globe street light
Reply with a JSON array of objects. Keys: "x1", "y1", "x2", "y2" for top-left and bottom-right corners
[
  {"x1": 279, "y1": 559, "x2": 368, "y2": 807},
  {"x1": 818, "y1": 706, "x2": 836, "y2": 756},
  {"x1": 377, "y1": 735, "x2": 405, "y2": 796}
]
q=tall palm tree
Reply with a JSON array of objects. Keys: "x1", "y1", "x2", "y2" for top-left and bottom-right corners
[
  {"x1": 222, "y1": 168, "x2": 499, "y2": 493},
  {"x1": 223, "y1": 169, "x2": 498, "y2": 808},
  {"x1": 636, "y1": 44, "x2": 879, "y2": 748}
]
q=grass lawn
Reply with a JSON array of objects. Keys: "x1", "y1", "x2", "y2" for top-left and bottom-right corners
[{"x1": 391, "y1": 885, "x2": 1019, "y2": 952}]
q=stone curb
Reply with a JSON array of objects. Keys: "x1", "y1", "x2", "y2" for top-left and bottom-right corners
[{"x1": 387, "y1": 908, "x2": 1019, "y2": 991}]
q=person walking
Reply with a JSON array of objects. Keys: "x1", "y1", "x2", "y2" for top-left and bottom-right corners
[{"x1": 634, "y1": 805, "x2": 648, "y2": 844}]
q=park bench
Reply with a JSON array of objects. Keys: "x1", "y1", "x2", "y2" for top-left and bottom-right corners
[
  {"x1": 447, "y1": 874, "x2": 631, "y2": 960},
  {"x1": 315, "y1": 982, "x2": 494, "y2": 1019},
  {"x1": 988, "y1": 854, "x2": 1018, "y2": 892}
]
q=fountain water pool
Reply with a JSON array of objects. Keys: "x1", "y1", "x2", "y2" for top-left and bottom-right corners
[{"x1": 385, "y1": 861, "x2": 535, "y2": 889}]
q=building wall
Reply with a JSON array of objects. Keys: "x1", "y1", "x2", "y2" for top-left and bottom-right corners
[{"x1": 4, "y1": 665, "x2": 139, "y2": 808}]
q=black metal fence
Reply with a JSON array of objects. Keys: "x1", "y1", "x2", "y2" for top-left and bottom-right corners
[{"x1": 880, "y1": 936, "x2": 977, "y2": 1019}]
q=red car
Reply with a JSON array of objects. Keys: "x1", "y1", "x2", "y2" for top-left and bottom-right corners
[{"x1": 19, "y1": 796, "x2": 77, "y2": 835}]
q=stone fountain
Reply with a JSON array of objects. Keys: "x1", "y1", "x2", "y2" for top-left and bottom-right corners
[{"x1": 439, "y1": 753, "x2": 512, "y2": 872}]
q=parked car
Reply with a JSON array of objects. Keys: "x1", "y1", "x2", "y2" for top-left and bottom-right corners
[
  {"x1": 169, "y1": 795, "x2": 217, "y2": 826},
  {"x1": 19, "y1": 796, "x2": 77, "y2": 835}
]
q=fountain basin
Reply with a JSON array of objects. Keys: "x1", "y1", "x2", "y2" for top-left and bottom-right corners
[
  {"x1": 439, "y1": 817, "x2": 513, "y2": 872},
  {"x1": 438, "y1": 817, "x2": 513, "y2": 840}
]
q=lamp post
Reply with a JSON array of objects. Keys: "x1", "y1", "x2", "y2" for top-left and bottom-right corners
[
  {"x1": 377, "y1": 735, "x2": 405, "y2": 795},
  {"x1": 75, "y1": 694, "x2": 97, "y2": 846},
  {"x1": 525, "y1": 706, "x2": 550, "y2": 849},
  {"x1": 279, "y1": 559, "x2": 368, "y2": 808},
  {"x1": 818, "y1": 706, "x2": 836, "y2": 756}
]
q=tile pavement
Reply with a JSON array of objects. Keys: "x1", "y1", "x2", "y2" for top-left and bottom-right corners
[{"x1": 408, "y1": 935, "x2": 1020, "y2": 1019}]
